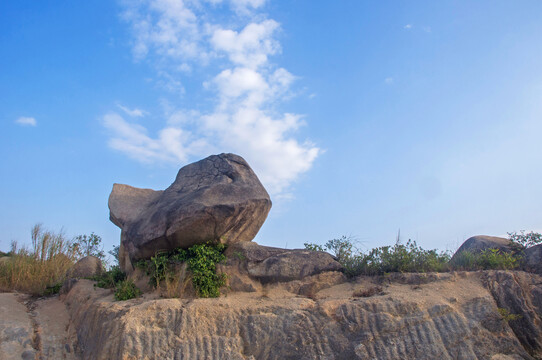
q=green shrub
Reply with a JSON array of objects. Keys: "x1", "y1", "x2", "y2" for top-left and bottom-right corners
[
  {"x1": 71, "y1": 233, "x2": 105, "y2": 261},
  {"x1": 508, "y1": 231, "x2": 542, "y2": 249},
  {"x1": 451, "y1": 249, "x2": 518, "y2": 271},
  {"x1": 305, "y1": 237, "x2": 450, "y2": 277},
  {"x1": 136, "y1": 243, "x2": 227, "y2": 298},
  {"x1": 114, "y1": 279, "x2": 141, "y2": 301},
  {"x1": 91, "y1": 265, "x2": 126, "y2": 289},
  {"x1": 185, "y1": 243, "x2": 227, "y2": 298},
  {"x1": 149, "y1": 252, "x2": 169, "y2": 288},
  {"x1": 43, "y1": 282, "x2": 62, "y2": 296}
]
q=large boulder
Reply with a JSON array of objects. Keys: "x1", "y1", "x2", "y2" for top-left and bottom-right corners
[
  {"x1": 109, "y1": 153, "x2": 272, "y2": 273},
  {"x1": 451, "y1": 235, "x2": 517, "y2": 263}
]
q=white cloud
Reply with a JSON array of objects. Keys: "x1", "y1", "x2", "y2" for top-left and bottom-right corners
[
  {"x1": 404, "y1": 24, "x2": 412, "y2": 30},
  {"x1": 211, "y1": 20, "x2": 280, "y2": 68},
  {"x1": 15, "y1": 116, "x2": 37, "y2": 127},
  {"x1": 117, "y1": 104, "x2": 147, "y2": 117},
  {"x1": 384, "y1": 77, "x2": 394, "y2": 84},
  {"x1": 107, "y1": 0, "x2": 319, "y2": 196}
]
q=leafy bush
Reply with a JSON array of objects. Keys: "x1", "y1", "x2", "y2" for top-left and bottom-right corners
[
  {"x1": 451, "y1": 249, "x2": 518, "y2": 271},
  {"x1": 185, "y1": 243, "x2": 227, "y2": 298},
  {"x1": 305, "y1": 237, "x2": 450, "y2": 277},
  {"x1": 114, "y1": 279, "x2": 141, "y2": 301},
  {"x1": 91, "y1": 265, "x2": 126, "y2": 289},
  {"x1": 71, "y1": 233, "x2": 105, "y2": 261},
  {"x1": 137, "y1": 243, "x2": 227, "y2": 298},
  {"x1": 0, "y1": 224, "x2": 77, "y2": 295},
  {"x1": 508, "y1": 231, "x2": 542, "y2": 248},
  {"x1": 43, "y1": 282, "x2": 63, "y2": 296}
]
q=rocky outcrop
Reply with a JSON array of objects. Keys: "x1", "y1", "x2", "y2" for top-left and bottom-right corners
[
  {"x1": 4, "y1": 270, "x2": 542, "y2": 359},
  {"x1": 451, "y1": 235, "x2": 518, "y2": 263},
  {"x1": 482, "y1": 271, "x2": 542, "y2": 358},
  {"x1": 55, "y1": 271, "x2": 541, "y2": 360},
  {"x1": 523, "y1": 244, "x2": 542, "y2": 274},
  {"x1": 109, "y1": 154, "x2": 272, "y2": 273}
]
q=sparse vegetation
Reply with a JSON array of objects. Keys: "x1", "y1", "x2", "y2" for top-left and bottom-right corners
[
  {"x1": 497, "y1": 307, "x2": 522, "y2": 323},
  {"x1": 137, "y1": 243, "x2": 227, "y2": 298},
  {"x1": 450, "y1": 249, "x2": 519, "y2": 271},
  {"x1": 305, "y1": 236, "x2": 451, "y2": 277},
  {"x1": 0, "y1": 224, "x2": 78, "y2": 295},
  {"x1": 114, "y1": 279, "x2": 141, "y2": 301},
  {"x1": 508, "y1": 231, "x2": 542, "y2": 249},
  {"x1": 71, "y1": 232, "x2": 105, "y2": 261},
  {"x1": 91, "y1": 265, "x2": 126, "y2": 289}
]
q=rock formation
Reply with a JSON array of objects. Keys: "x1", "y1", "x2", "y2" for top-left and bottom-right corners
[
  {"x1": 55, "y1": 270, "x2": 541, "y2": 359},
  {"x1": 523, "y1": 244, "x2": 542, "y2": 274},
  {"x1": 109, "y1": 153, "x2": 272, "y2": 273},
  {"x1": 451, "y1": 235, "x2": 518, "y2": 263}
]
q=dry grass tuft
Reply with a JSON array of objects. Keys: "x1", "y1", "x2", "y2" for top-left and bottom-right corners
[
  {"x1": 162, "y1": 263, "x2": 193, "y2": 299},
  {"x1": 0, "y1": 224, "x2": 77, "y2": 295}
]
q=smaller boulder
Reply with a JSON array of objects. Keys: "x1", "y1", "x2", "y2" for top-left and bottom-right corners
[
  {"x1": 451, "y1": 235, "x2": 518, "y2": 264},
  {"x1": 523, "y1": 244, "x2": 542, "y2": 274},
  {"x1": 226, "y1": 242, "x2": 343, "y2": 284},
  {"x1": 67, "y1": 256, "x2": 103, "y2": 279}
]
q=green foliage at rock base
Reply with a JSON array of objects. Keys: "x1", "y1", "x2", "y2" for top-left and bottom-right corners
[
  {"x1": 137, "y1": 243, "x2": 227, "y2": 298},
  {"x1": 90, "y1": 265, "x2": 127, "y2": 289},
  {"x1": 451, "y1": 248, "x2": 518, "y2": 271},
  {"x1": 185, "y1": 243, "x2": 227, "y2": 298},
  {"x1": 114, "y1": 279, "x2": 141, "y2": 301}
]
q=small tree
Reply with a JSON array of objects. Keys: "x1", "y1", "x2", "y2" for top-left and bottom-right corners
[
  {"x1": 508, "y1": 231, "x2": 542, "y2": 248},
  {"x1": 72, "y1": 233, "x2": 105, "y2": 260},
  {"x1": 109, "y1": 245, "x2": 120, "y2": 266}
]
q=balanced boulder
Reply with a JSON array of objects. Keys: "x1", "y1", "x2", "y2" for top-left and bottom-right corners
[{"x1": 109, "y1": 153, "x2": 272, "y2": 272}]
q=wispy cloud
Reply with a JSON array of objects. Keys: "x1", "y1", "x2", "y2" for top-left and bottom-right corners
[
  {"x1": 117, "y1": 104, "x2": 147, "y2": 117},
  {"x1": 105, "y1": 0, "x2": 319, "y2": 195},
  {"x1": 384, "y1": 77, "x2": 394, "y2": 84},
  {"x1": 404, "y1": 24, "x2": 412, "y2": 30},
  {"x1": 15, "y1": 116, "x2": 37, "y2": 127}
]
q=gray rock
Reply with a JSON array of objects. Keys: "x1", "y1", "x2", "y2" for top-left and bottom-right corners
[
  {"x1": 67, "y1": 256, "x2": 103, "y2": 279},
  {"x1": 451, "y1": 235, "x2": 518, "y2": 263},
  {"x1": 109, "y1": 154, "x2": 272, "y2": 273},
  {"x1": 523, "y1": 244, "x2": 542, "y2": 274},
  {"x1": 226, "y1": 242, "x2": 343, "y2": 283}
]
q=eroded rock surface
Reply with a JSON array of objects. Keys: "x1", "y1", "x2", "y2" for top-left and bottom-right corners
[
  {"x1": 109, "y1": 153, "x2": 272, "y2": 273},
  {"x1": 523, "y1": 244, "x2": 542, "y2": 274},
  {"x1": 59, "y1": 271, "x2": 542, "y2": 360}
]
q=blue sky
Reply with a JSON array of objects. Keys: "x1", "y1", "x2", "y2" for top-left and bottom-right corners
[{"x1": 2, "y1": 0, "x2": 542, "y2": 256}]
